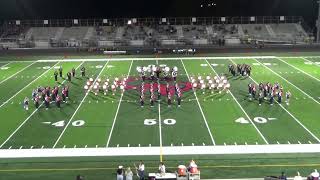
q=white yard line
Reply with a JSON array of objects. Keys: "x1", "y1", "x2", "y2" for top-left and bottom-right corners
[
  {"x1": 0, "y1": 62, "x2": 85, "y2": 148},
  {"x1": 156, "y1": 59, "x2": 163, "y2": 152},
  {"x1": 206, "y1": 59, "x2": 269, "y2": 144},
  {"x1": 106, "y1": 60, "x2": 133, "y2": 147},
  {"x1": 0, "y1": 62, "x2": 11, "y2": 67},
  {"x1": 0, "y1": 61, "x2": 37, "y2": 85},
  {"x1": 276, "y1": 58, "x2": 320, "y2": 82},
  {"x1": 180, "y1": 59, "x2": 216, "y2": 145},
  {"x1": 229, "y1": 59, "x2": 320, "y2": 143},
  {"x1": 253, "y1": 58, "x2": 320, "y2": 105},
  {"x1": 0, "y1": 61, "x2": 60, "y2": 109},
  {"x1": 300, "y1": 57, "x2": 320, "y2": 68},
  {"x1": 52, "y1": 61, "x2": 109, "y2": 148}
]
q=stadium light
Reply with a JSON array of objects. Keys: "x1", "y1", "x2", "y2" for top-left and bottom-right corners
[{"x1": 127, "y1": 20, "x2": 132, "y2": 25}]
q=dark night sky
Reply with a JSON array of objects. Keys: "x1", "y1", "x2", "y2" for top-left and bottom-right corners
[{"x1": 0, "y1": 0, "x2": 318, "y2": 25}]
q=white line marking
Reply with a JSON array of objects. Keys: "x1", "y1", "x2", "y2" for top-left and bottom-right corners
[
  {"x1": 301, "y1": 57, "x2": 320, "y2": 68},
  {"x1": 158, "y1": 93, "x2": 163, "y2": 155},
  {"x1": 277, "y1": 58, "x2": 320, "y2": 82},
  {"x1": 0, "y1": 61, "x2": 60, "y2": 109},
  {"x1": 53, "y1": 61, "x2": 109, "y2": 148},
  {"x1": 253, "y1": 58, "x2": 320, "y2": 105},
  {"x1": 230, "y1": 59, "x2": 320, "y2": 143},
  {"x1": 0, "y1": 62, "x2": 37, "y2": 85},
  {"x1": 106, "y1": 60, "x2": 133, "y2": 147},
  {"x1": 0, "y1": 62, "x2": 84, "y2": 148},
  {"x1": 181, "y1": 59, "x2": 216, "y2": 145},
  {"x1": 207, "y1": 59, "x2": 269, "y2": 144}
]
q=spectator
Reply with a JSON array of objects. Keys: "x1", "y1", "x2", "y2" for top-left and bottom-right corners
[
  {"x1": 308, "y1": 169, "x2": 319, "y2": 180},
  {"x1": 138, "y1": 161, "x2": 145, "y2": 180},
  {"x1": 294, "y1": 172, "x2": 303, "y2": 180},
  {"x1": 279, "y1": 172, "x2": 287, "y2": 180},
  {"x1": 125, "y1": 167, "x2": 133, "y2": 180},
  {"x1": 76, "y1": 175, "x2": 84, "y2": 180},
  {"x1": 159, "y1": 162, "x2": 166, "y2": 176},
  {"x1": 116, "y1": 166, "x2": 124, "y2": 180}
]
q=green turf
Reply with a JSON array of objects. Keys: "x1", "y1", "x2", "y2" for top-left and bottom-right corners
[{"x1": 0, "y1": 54, "x2": 320, "y2": 179}]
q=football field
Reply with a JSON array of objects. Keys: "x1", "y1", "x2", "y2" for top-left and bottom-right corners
[{"x1": 0, "y1": 55, "x2": 320, "y2": 158}]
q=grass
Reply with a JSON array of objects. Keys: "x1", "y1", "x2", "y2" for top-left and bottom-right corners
[{"x1": 0, "y1": 53, "x2": 320, "y2": 179}]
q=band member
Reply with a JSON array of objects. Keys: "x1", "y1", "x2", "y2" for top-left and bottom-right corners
[
  {"x1": 150, "y1": 93, "x2": 155, "y2": 107},
  {"x1": 140, "y1": 95, "x2": 144, "y2": 108},
  {"x1": 23, "y1": 97, "x2": 29, "y2": 111},
  {"x1": 45, "y1": 95, "x2": 50, "y2": 110},
  {"x1": 278, "y1": 90, "x2": 283, "y2": 103},
  {"x1": 51, "y1": 88, "x2": 56, "y2": 102},
  {"x1": 172, "y1": 70, "x2": 177, "y2": 81},
  {"x1": 167, "y1": 94, "x2": 172, "y2": 107},
  {"x1": 54, "y1": 70, "x2": 58, "y2": 81},
  {"x1": 67, "y1": 72, "x2": 72, "y2": 82},
  {"x1": 81, "y1": 66, "x2": 86, "y2": 77},
  {"x1": 34, "y1": 96, "x2": 40, "y2": 108},
  {"x1": 166, "y1": 83, "x2": 170, "y2": 95},
  {"x1": 259, "y1": 91, "x2": 263, "y2": 106},
  {"x1": 157, "y1": 82, "x2": 161, "y2": 100},
  {"x1": 59, "y1": 66, "x2": 63, "y2": 78},
  {"x1": 270, "y1": 91, "x2": 275, "y2": 106},
  {"x1": 65, "y1": 86, "x2": 69, "y2": 99},
  {"x1": 286, "y1": 91, "x2": 291, "y2": 105},
  {"x1": 141, "y1": 68, "x2": 146, "y2": 82},
  {"x1": 56, "y1": 94, "x2": 62, "y2": 108},
  {"x1": 248, "y1": 83, "x2": 253, "y2": 100},
  {"x1": 251, "y1": 84, "x2": 256, "y2": 99},
  {"x1": 62, "y1": 88, "x2": 67, "y2": 102},
  {"x1": 177, "y1": 92, "x2": 182, "y2": 107},
  {"x1": 156, "y1": 66, "x2": 161, "y2": 79},
  {"x1": 72, "y1": 67, "x2": 76, "y2": 77}
]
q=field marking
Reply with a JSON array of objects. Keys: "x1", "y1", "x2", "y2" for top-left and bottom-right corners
[
  {"x1": 0, "y1": 62, "x2": 84, "y2": 148},
  {"x1": 158, "y1": 101, "x2": 163, "y2": 162},
  {"x1": 37, "y1": 56, "x2": 277, "y2": 62},
  {"x1": 180, "y1": 59, "x2": 216, "y2": 145},
  {"x1": 0, "y1": 61, "x2": 60, "y2": 109},
  {"x1": 0, "y1": 61, "x2": 37, "y2": 85},
  {"x1": 0, "y1": 62, "x2": 11, "y2": 67},
  {"x1": 106, "y1": 60, "x2": 133, "y2": 147},
  {"x1": 253, "y1": 58, "x2": 320, "y2": 105},
  {"x1": 300, "y1": 57, "x2": 320, "y2": 68},
  {"x1": 2, "y1": 144, "x2": 320, "y2": 157},
  {"x1": 276, "y1": 58, "x2": 320, "y2": 82},
  {"x1": 206, "y1": 59, "x2": 269, "y2": 144},
  {"x1": 229, "y1": 59, "x2": 320, "y2": 143},
  {"x1": 52, "y1": 61, "x2": 109, "y2": 148}
]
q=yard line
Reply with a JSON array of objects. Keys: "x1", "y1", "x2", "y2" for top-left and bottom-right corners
[
  {"x1": 253, "y1": 58, "x2": 320, "y2": 105},
  {"x1": 180, "y1": 59, "x2": 216, "y2": 145},
  {"x1": 0, "y1": 62, "x2": 84, "y2": 148},
  {"x1": 0, "y1": 61, "x2": 37, "y2": 85},
  {"x1": 106, "y1": 60, "x2": 133, "y2": 147},
  {"x1": 301, "y1": 57, "x2": 320, "y2": 68},
  {"x1": 0, "y1": 62, "x2": 11, "y2": 67},
  {"x1": 158, "y1": 100, "x2": 163, "y2": 162},
  {"x1": 0, "y1": 61, "x2": 60, "y2": 109},
  {"x1": 206, "y1": 59, "x2": 269, "y2": 144},
  {"x1": 53, "y1": 61, "x2": 109, "y2": 148},
  {"x1": 229, "y1": 59, "x2": 320, "y2": 143},
  {"x1": 276, "y1": 58, "x2": 320, "y2": 82}
]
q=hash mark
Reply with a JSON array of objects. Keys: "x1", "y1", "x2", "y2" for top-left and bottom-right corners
[
  {"x1": 138, "y1": 144, "x2": 140, "y2": 147},
  {"x1": 309, "y1": 141, "x2": 312, "y2": 144},
  {"x1": 96, "y1": 145, "x2": 98, "y2": 148},
  {"x1": 8, "y1": 146, "x2": 12, "y2": 149},
  {"x1": 63, "y1": 145, "x2": 66, "y2": 148},
  {"x1": 85, "y1": 145, "x2": 88, "y2": 148},
  {"x1": 245, "y1": 142, "x2": 248, "y2": 145},
  {"x1": 287, "y1": 141, "x2": 291, "y2": 144},
  {"x1": 234, "y1": 142, "x2": 237, "y2": 146},
  {"x1": 19, "y1": 146, "x2": 23, "y2": 149},
  {"x1": 171, "y1": 143, "x2": 173, "y2": 147},
  {"x1": 298, "y1": 141, "x2": 301, "y2": 144},
  {"x1": 30, "y1": 146, "x2": 33, "y2": 149},
  {"x1": 41, "y1": 145, "x2": 44, "y2": 149},
  {"x1": 149, "y1": 144, "x2": 151, "y2": 147},
  {"x1": 117, "y1": 144, "x2": 119, "y2": 147},
  {"x1": 192, "y1": 143, "x2": 194, "y2": 146},
  {"x1": 128, "y1": 144, "x2": 130, "y2": 147},
  {"x1": 277, "y1": 141, "x2": 280, "y2": 144}
]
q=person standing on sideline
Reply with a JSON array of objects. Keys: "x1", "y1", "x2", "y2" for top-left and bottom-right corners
[
  {"x1": 116, "y1": 166, "x2": 124, "y2": 180},
  {"x1": 125, "y1": 167, "x2": 133, "y2": 180},
  {"x1": 67, "y1": 72, "x2": 72, "y2": 82},
  {"x1": 138, "y1": 161, "x2": 145, "y2": 180},
  {"x1": 81, "y1": 66, "x2": 86, "y2": 77}
]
